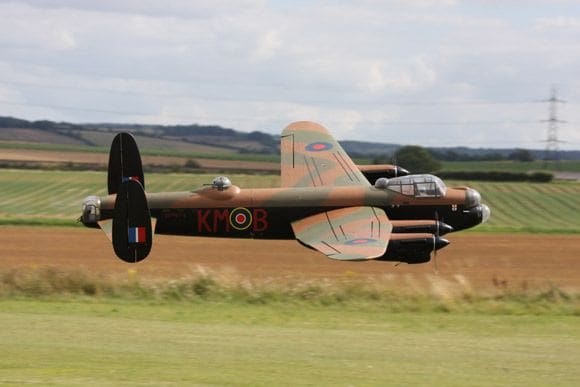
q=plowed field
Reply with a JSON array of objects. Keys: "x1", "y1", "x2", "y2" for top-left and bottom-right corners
[{"x1": 2, "y1": 227, "x2": 579, "y2": 291}]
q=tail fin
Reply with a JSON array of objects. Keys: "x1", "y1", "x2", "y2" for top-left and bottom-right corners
[
  {"x1": 108, "y1": 133, "x2": 145, "y2": 195},
  {"x1": 112, "y1": 178, "x2": 152, "y2": 263},
  {"x1": 107, "y1": 133, "x2": 152, "y2": 262}
]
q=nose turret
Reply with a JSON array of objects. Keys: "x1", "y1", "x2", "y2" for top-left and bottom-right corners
[
  {"x1": 481, "y1": 204, "x2": 491, "y2": 223},
  {"x1": 465, "y1": 188, "x2": 490, "y2": 224},
  {"x1": 466, "y1": 188, "x2": 482, "y2": 207}
]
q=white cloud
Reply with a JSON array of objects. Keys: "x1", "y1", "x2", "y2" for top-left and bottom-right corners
[
  {"x1": 251, "y1": 30, "x2": 283, "y2": 62},
  {"x1": 534, "y1": 16, "x2": 580, "y2": 30},
  {"x1": 0, "y1": 1, "x2": 579, "y2": 147},
  {"x1": 10, "y1": 0, "x2": 267, "y2": 19}
]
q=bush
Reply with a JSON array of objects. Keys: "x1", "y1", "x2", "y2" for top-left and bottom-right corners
[
  {"x1": 395, "y1": 146, "x2": 441, "y2": 173},
  {"x1": 437, "y1": 171, "x2": 553, "y2": 182}
]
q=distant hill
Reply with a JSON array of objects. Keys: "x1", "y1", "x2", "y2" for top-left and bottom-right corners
[{"x1": 2, "y1": 116, "x2": 580, "y2": 160}]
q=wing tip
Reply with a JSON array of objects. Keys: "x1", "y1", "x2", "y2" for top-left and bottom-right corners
[{"x1": 282, "y1": 121, "x2": 330, "y2": 136}]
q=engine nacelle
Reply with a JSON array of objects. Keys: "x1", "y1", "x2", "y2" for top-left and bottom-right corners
[
  {"x1": 391, "y1": 220, "x2": 453, "y2": 236},
  {"x1": 357, "y1": 164, "x2": 410, "y2": 184},
  {"x1": 375, "y1": 234, "x2": 449, "y2": 264}
]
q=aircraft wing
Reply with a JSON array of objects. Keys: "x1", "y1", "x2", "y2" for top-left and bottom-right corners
[
  {"x1": 291, "y1": 206, "x2": 391, "y2": 260},
  {"x1": 280, "y1": 121, "x2": 370, "y2": 188}
]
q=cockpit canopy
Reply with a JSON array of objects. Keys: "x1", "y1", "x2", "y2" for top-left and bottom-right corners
[{"x1": 376, "y1": 174, "x2": 447, "y2": 198}]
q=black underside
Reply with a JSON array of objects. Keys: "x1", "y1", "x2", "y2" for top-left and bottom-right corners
[{"x1": 149, "y1": 204, "x2": 483, "y2": 239}]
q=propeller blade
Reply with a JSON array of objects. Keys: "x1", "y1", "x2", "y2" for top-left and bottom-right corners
[{"x1": 433, "y1": 211, "x2": 439, "y2": 274}]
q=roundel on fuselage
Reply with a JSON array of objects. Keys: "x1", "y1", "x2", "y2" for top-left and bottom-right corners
[{"x1": 229, "y1": 207, "x2": 253, "y2": 230}]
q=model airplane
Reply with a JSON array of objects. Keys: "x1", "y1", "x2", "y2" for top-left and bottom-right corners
[{"x1": 80, "y1": 121, "x2": 490, "y2": 264}]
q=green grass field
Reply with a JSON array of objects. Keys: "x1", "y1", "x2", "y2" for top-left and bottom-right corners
[
  {"x1": 1, "y1": 298, "x2": 579, "y2": 386},
  {"x1": 0, "y1": 267, "x2": 578, "y2": 385},
  {"x1": 441, "y1": 159, "x2": 580, "y2": 173},
  {"x1": 451, "y1": 179, "x2": 580, "y2": 233},
  {"x1": 0, "y1": 170, "x2": 280, "y2": 226},
  {"x1": 2, "y1": 169, "x2": 580, "y2": 233}
]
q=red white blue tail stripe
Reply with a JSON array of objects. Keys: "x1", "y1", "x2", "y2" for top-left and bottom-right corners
[{"x1": 128, "y1": 226, "x2": 146, "y2": 243}]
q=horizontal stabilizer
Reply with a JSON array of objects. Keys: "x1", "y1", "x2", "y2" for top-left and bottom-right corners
[{"x1": 112, "y1": 179, "x2": 152, "y2": 263}]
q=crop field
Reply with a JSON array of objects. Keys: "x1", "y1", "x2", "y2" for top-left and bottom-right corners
[
  {"x1": 0, "y1": 170, "x2": 280, "y2": 225},
  {"x1": 8, "y1": 140, "x2": 580, "y2": 173},
  {"x1": 2, "y1": 169, "x2": 580, "y2": 232},
  {"x1": 441, "y1": 159, "x2": 580, "y2": 173},
  {"x1": 451, "y1": 179, "x2": 580, "y2": 233}
]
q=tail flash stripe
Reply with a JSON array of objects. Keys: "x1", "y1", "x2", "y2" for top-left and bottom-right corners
[
  {"x1": 138, "y1": 226, "x2": 146, "y2": 243},
  {"x1": 128, "y1": 226, "x2": 146, "y2": 243}
]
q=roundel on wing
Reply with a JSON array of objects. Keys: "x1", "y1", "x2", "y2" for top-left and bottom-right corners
[
  {"x1": 345, "y1": 238, "x2": 377, "y2": 245},
  {"x1": 229, "y1": 207, "x2": 252, "y2": 230},
  {"x1": 305, "y1": 142, "x2": 333, "y2": 152}
]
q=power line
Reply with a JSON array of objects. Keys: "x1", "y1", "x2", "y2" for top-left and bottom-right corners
[
  {"x1": 542, "y1": 86, "x2": 566, "y2": 162},
  {"x1": 0, "y1": 79, "x2": 568, "y2": 107},
  {"x1": 0, "y1": 98, "x2": 550, "y2": 126}
]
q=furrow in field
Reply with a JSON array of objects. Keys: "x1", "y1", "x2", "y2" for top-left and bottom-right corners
[
  {"x1": 476, "y1": 182, "x2": 578, "y2": 229},
  {"x1": 476, "y1": 194, "x2": 516, "y2": 227},
  {"x1": 530, "y1": 185, "x2": 580, "y2": 215},
  {"x1": 521, "y1": 185, "x2": 580, "y2": 227},
  {"x1": 5, "y1": 182, "x2": 69, "y2": 216},
  {"x1": 479, "y1": 187, "x2": 532, "y2": 227}
]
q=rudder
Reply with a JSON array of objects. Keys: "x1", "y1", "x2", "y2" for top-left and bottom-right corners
[
  {"x1": 108, "y1": 132, "x2": 145, "y2": 195},
  {"x1": 112, "y1": 179, "x2": 152, "y2": 263}
]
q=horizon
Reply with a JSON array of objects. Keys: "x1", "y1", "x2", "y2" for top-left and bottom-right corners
[{"x1": 4, "y1": 114, "x2": 578, "y2": 154}]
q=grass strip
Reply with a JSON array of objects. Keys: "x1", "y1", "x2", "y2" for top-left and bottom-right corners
[
  {"x1": 1, "y1": 297, "x2": 579, "y2": 386},
  {"x1": 1, "y1": 266, "x2": 578, "y2": 315}
]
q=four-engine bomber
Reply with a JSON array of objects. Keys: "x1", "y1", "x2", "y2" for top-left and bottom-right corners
[{"x1": 81, "y1": 121, "x2": 489, "y2": 264}]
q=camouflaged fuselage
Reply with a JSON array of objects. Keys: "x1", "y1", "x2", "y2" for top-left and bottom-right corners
[{"x1": 97, "y1": 184, "x2": 482, "y2": 239}]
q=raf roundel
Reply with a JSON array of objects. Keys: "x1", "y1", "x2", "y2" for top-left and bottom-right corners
[
  {"x1": 345, "y1": 238, "x2": 377, "y2": 245},
  {"x1": 305, "y1": 142, "x2": 333, "y2": 152},
  {"x1": 229, "y1": 207, "x2": 253, "y2": 230}
]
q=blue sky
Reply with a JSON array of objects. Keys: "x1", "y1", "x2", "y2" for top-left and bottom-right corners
[{"x1": 0, "y1": 0, "x2": 579, "y2": 149}]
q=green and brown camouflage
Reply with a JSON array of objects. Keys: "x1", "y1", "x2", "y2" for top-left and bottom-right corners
[{"x1": 81, "y1": 121, "x2": 490, "y2": 264}]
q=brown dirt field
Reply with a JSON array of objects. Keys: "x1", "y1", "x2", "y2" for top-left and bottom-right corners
[
  {"x1": 1, "y1": 227, "x2": 579, "y2": 292},
  {"x1": 0, "y1": 148, "x2": 279, "y2": 171},
  {"x1": 0, "y1": 130, "x2": 87, "y2": 145}
]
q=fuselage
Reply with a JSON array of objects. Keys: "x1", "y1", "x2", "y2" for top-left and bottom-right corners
[{"x1": 87, "y1": 183, "x2": 489, "y2": 239}]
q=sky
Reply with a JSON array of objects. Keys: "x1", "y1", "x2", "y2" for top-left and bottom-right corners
[{"x1": 1, "y1": 0, "x2": 580, "y2": 149}]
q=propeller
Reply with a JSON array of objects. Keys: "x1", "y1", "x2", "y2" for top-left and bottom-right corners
[
  {"x1": 433, "y1": 211, "x2": 441, "y2": 274},
  {"x1": 430, "y1": 211, "x2": 452, "y2": 273}
]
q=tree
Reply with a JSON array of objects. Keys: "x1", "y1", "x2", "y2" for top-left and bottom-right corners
[
  {"x1": 394, "y1": 145, "x2": 441, "y2": 173},
  {"x1": 508, "y1": 149, "x2": 534, "y2": 162}
]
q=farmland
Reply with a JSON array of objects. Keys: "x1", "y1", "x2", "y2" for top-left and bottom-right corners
[
  {"x1": 441, "y1": 159, "x2": 580, "y2": 173},
  {"x1": 7, "y1": 139, "x2": 580, "y2": 174},
  {"x1": 2, "y1": 169, "x2": 580, "y2": 233},
  {"x1": 2, "y1": 168, "x2": 580, "y2": 385},
  {"x1": 0, "y1": 140, "x2": 280, "y2": 163}
]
